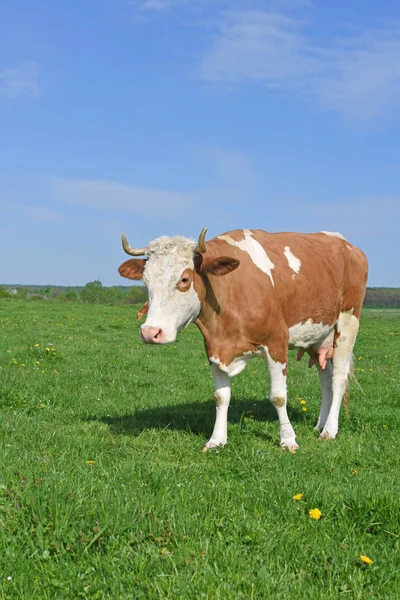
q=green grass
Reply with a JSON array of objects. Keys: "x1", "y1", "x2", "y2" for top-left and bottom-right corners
[{"x1": 0, "y1": 301, "x2": 399, "y2": 599}]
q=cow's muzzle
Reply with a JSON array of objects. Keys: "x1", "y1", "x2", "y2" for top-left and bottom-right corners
[{"x1": 140, "y1": 326, "x2": 165, "y2": 344}]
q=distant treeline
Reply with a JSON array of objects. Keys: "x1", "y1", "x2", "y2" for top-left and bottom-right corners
[
  {"x1": 1, "y1": 283, "x2": 399, "y2": 308},
  {"x1": 0, "y1": 281, "x2": 147, "y2": 306},
  {"x1": 363, "y1": 288, "x2": 400, "y2": 309}
]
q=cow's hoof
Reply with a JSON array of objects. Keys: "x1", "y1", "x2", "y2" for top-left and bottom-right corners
[
  {"x1": 281, "y1": 441, "x2": 299, "y2": 453},
  {"x1": 319, "y1": 430, "x2": 335, "y2": 440},
  {"x1": 202, "y1": 439, "x2": 225, "y2": 452}
]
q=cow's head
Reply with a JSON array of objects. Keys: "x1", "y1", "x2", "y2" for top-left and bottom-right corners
[{"x1": 118, "y1": 228, "x2": 240, "y2": 344}]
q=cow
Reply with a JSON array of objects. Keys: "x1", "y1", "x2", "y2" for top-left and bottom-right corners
[{"x1": 118, "y1": 228, "x2": 368, "y2": 452}]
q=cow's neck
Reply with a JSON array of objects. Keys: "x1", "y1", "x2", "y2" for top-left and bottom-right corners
[{"x1": 194, "y1": 272, "x2": 258, "y2": 365}]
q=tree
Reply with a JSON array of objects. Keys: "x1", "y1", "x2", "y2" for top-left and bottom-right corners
[{"x1": 80, "y1": 280, "x2": 103, "y2": 303}]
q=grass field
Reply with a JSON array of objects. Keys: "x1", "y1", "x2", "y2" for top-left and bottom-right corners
[{"x1": 0, "y1": 300, "x2": 399, "y2": 599}]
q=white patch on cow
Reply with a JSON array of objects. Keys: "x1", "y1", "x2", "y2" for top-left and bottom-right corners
[
  {"x1": 320, "y1": 231, "x2": 347, "y2": 240},
  {"x1": 209, "y1": 350, "x2": 260, "y2": 377},
  {"x1": 321, "y1": 310, "x2": 359, "y2": 440},
  {"x1": 141, "y1": 235, "x2": 201, "y2": 342},
  {"x1": 204, "y1": 364, "x2": 231, "y2": 450},
  {"x1": 346, "y1": 244, "x2": 352, "y2": 250},
  {"x1": 283, "y1": 246, "x2": 301, "y2": 276},
  {"x1": 218, "y1": 229, "x2": 275, "y2": 286},
  {"x1": 288, "y1": 320, "x2": 334, "y2": 350},
  {"x1": 261, "y1": 346, "x2": 298, "y2": 451}
]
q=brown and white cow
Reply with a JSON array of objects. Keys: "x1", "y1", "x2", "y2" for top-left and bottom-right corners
[{"x1": 119, "y1": 228, "x2": 368, "y2": 452}]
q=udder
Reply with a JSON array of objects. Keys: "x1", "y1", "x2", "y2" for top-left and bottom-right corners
[
  {"x1": 297, "y1": 345, "x2": 334, "y2": 370},
  {"x1": 296, "y1": 329, "x2": 335, "y2": 370}
]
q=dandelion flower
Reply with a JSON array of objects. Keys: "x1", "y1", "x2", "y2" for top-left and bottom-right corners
[
  {"x1": 34, "y1": 344, "x2": 39, "y2": 347},
  {"x1": 86, "y1": 460, "x2": 95, "y2": 465},
  {"x1": 309, "y1": 508, "x2": 322, "y2": 520},
  {"x1": 351, "y1": 469, "x2": 358, "y2": 475},
  {"x1": 301, "y1": 407, "x2": 307, "y2": 412},
  {"x1": 360, "y1": 555, "x2": 373, "y2": 565},
  {"x1": 292, "y1": 493, "x2": 303, "y2": 501},
  {"x1": 300, "y1": 400, "x2": 306, "y2": 405}
]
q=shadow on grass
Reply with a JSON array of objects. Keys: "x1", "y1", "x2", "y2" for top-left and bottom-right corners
[{"x1": 87, "y1": 397, "x2": 306, "y2": 439}]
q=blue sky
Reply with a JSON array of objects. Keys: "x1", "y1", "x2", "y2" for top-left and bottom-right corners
[{"x1": 0, "y1": 0, "x2": 399, "y2": 286}]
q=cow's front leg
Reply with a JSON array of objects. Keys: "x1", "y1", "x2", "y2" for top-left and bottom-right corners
[
  {"x1": 261, "y1": 346, "x2": 299, "y2": 453},
  {"x1": 203, "y1": 364, "x2": 231, "y2": 452}
]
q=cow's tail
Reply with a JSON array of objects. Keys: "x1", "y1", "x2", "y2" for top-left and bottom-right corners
[{"x1": 345, "y1": 354, "x2": 367, "y2": 416}]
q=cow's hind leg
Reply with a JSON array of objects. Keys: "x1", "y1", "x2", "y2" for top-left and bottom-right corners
[
  {"x1": 261, "y1": 346, "x2": 298, "y2": 453},
  {"x1": 320, "y1": 311, "x2": 359, "y2": 440},
  {"x1": 203, "y1": 364, "x2": 231, "y2": 452},
  {"x1": 314, "y1": 359, "x2": 333, "y2": 432}
]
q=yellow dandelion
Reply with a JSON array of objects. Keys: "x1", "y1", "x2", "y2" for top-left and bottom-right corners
[
  {"x1": 39, "y1": 404, "x2": 45, "y2": 409},
  {"x1": 34, "y1": 344, "x2": 40, "y2": 347},
  {"x1": 36, "y1": 361, "x2": 40, "y2": 365},
  {"x1": 309, "y1": 508, "x2": 322, "y2": 520},
  {"x1": 45, "y1": 347, "x2": 50, "y2": 352},
  {"x1": 301, "y1": 407, "x2": 307, "y2": 412},
  {"x1": 300, "y1": 400, "x2": 306, "y2": 405},
  {"x1": 21, "y1": 363, "x2": 25, "y2": 367},
  {"x1": 360, "y1": 555, "x2": 373, "y2": 565},
  {"x1": 351, "y1": 469, "x2": 358, "y2": 475},
  {"x1": 292, "y1": 493, "x2": 303, "y2": 501},
  {"x1": 86, "y1": 460, "x2": 95, "y2": 465}
]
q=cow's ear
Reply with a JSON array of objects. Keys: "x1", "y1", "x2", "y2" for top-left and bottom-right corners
[
  {"x1": 137, "y1": 301, "x2": 149, "y2": 320},
  {"x1": 202, "y1": 256, "x2": 240, "y2": 276},
  {"x1": 118, "y1": 259, "x2": 146, "y2": 280}
]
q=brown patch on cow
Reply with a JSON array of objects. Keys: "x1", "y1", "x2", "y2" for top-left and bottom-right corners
[
  {"x1": 136, "y1": 301, "x2": 149, "y2": 320},
  {"x1": 118, "y1": 259, "x2": 146, "y2": 280},
  {"x1": 214, "y1": 390, "x2": 225, "y2": 407},
  {"x1": 271, "y1": 396, "x2": 285, "y2": 408},
  {"x1": 192, "y1": 229, "x2": 367, "y2": 370},
  {"x1": 218, "y1": 229, "x2": 246, "y2": 243},
  {"x1": 177, "y1": 268, "x2": 193, "y2": 292}
]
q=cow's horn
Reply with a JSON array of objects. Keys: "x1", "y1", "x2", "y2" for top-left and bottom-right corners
[
  {"x1": 121, "y1": 234, "x2": 148, "y2": 256},
  {"x1": 195, "y1": 227, "x2": 207, "y2": 254}
]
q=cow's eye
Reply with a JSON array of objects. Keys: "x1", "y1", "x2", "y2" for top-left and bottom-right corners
[{"x1": 181, "y1": 278, "x2": 189, "y2": 284}]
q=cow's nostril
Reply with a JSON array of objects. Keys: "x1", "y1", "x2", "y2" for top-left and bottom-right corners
[{"x1": 154, "y1": 328, "x2": 162, "y2": 340}]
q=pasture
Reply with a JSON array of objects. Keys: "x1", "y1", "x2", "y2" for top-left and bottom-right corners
[{"x1": 0, "y1": 300, "x2": 399, "y2": 599}]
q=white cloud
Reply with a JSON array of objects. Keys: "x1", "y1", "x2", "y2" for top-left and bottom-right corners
[
  {"x1": 132, "y1": 0, "x2": 189, "y2": 11},
  {"x1": 53, "y1": 178, "x2": 194, "y2": 220},
  {"x1": 300, "y1": 197, "x2": 400, "y2": 238},
  {"x1": 200, "y1": 11, "x2": 400, "y2": 122},
  {"x1": 52, "y1": 146, "x2": 259, "y2": 222},
  {"x1": 0, "y1": 61, "x2": 40, "y2": 100}
]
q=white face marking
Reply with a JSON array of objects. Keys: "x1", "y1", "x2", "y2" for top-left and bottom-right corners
[
  {"x1": 209, "y1": 350, "x2": 260, "y2": 377},
  {"x1": 218, "y1": 229, "x2": 275, "y2": 286},
  {"x1": 320, "y1": 231, "x2": 347, "y2": 240},
  {"x1": 288, "y1": 320, "x2": 334, "y2": 349},
  {"x1": 283, "y1": 246, "x2": 301, "y2": 276},
  {"x1": 141, "y1": 235, "x2": 201, "y2": 343}
]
